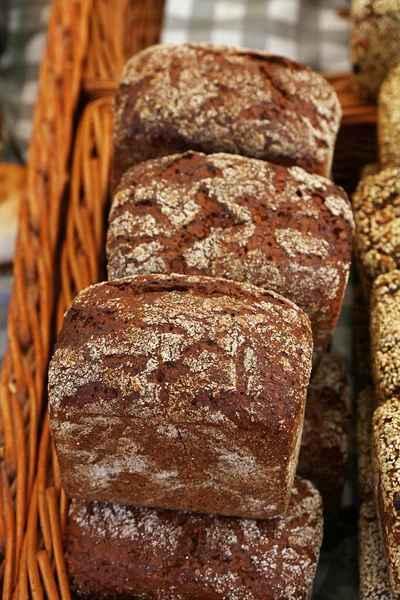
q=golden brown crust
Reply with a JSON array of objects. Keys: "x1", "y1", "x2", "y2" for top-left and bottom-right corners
[
  {"x1": 372, "y1": 397, "x2": 400, "y2": 597},
  {"x1": 359, "y1": 499, "x2": 394, "y2": 600},
  {"x1": 113, "y1": 43, "x2": 341, "y2": 185},
  {"x1": 378, "y1": 64, "x2": 400, "y2": 169},
  {"x1": 107, "y1": 152, "x2": 353, "y2": 353},
  {"x1": 66, "y1": 478, "x2": 323, "y2": 600},
  {"x1": 351, "y1": 0, "x2": 400, "y2": 100},
  {"x1": 370, "y1": 270, "x2": 400, "y2": 404},
  {"x1": 353, "y1": 166, "x2": 400, "y2": 296},
  {"x1": 49, "y1": 274, "x2": 313, "y2": 519}
]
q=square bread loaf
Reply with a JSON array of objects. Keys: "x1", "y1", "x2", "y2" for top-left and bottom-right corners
[
  {"x1": 107, "y1": 152, "x2": 353, "y2": 353},
  {"x1": 372, "y1": 398, "x2": 400, "y2": 598},
  {"x1": 351, "y1": 0, "x2": 400, "y2": 100},
  {"x1": 66, "y1": 478, "x2": 323, "y2": 600},
  {"x1": 353, "y1": 166, "x2": 400, "y2": 296},
  {"x1": 49, "y1": 274, "x2": 313, "y2": 519},
  {"x1": 298, "y1": 352, "x2": 350, "y2": 520},
  {"x1": 370, "y1": 270, "x2": 400, "y2": 404},
  {"x1": 113, "y1": 43, "x2": 341, "y2": 185}
]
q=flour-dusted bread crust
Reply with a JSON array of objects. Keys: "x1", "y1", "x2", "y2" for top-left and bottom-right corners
[
  {"x1": 113, "y1": 43, "x2": 341, "y2": 185},
  {"x1": 298, "y1": 353, "x2": 351, "y2": 519},
  {"x1": 107, "y1": 152, "x2": 353, "y2": 353},
  {"x1": 66, "y1": 478, "x2": 323, "y2": 600},
  {"x1": 359, "y1": 499, "x2": 394, "y2": 600},
  {"x1": 49, "y1": 274, "x2": 313, "y2": 518},
  {"x1": 371, "y1": 271, "x2": 400, "y2": 404},
  {"x1": 379, "y1": 65, "x2": 400, "y2": 169},
  {"x1": 353, "y1": 166, "x2": 400, "y2": 296},
  {"x1": 372, "y1": 398, "x2": 400, "y2": 597}
]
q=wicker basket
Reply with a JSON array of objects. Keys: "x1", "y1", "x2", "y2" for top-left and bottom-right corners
[{"x1": 0, "y1": 1, "x2": 378, "y2": 597}]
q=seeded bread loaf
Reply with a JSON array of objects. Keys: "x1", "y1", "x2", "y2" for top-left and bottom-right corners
[
  {"x1": 107, "y1": 152, "x2": 353, "y2": 353},
  {"x1": 370, "y1": 270, "x2": 400, "y2": 404},
  {"x1": 357, "y1": 386, "x2": 376, "y2": 501},
  {"x1": 351, "y1": 0, "x2": 400, "y2": 100},
  {"x1": 372, "y1": 397, "x2": 400, "y2": 597},
  {"x1": 359, "y1": 499, "x2": 394, "y2": 600},
  {"x1": 378, "y1": 65, "x2": 400, "y2": 169},
  {"x1": 49, "y1": 274, "x2": 313, "y2": 519},
  {"x1": 298, "y1": 353, "x2": 351, "y2": 520},
  {"x1": 353, "y1": 166, "x2": 400, "y2": 296},
  {"x1": 66, "y1": 477, "x2": 323, "y2": 600},
  {"x1": 113, "y1": 43, "x2": 341, "y2": 186}
]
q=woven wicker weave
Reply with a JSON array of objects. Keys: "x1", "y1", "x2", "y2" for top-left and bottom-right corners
[
  {"x1": 0, "y1": 1, "x2": 92, "y2": 598},
  {"x1": 0, "y1": 0, "x2": 379, "y2": 597}
]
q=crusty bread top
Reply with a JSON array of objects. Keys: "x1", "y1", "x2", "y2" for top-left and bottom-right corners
[
  {"x1": 113, "y1": 43, "x2": 341, "y2": 179},
  {"x1": 49, "y1": 274, "x2": 313, "y2": 426},
  {"x1": 107, "y1": 152, "x2": 352, "y2": 350}
]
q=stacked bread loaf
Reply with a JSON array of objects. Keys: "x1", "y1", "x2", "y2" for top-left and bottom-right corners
[
  {"x1": 351, "y1": 10, "x2": 400, "y2": 590},
  {"x1": 48, "y1": 43, "x2": 353, "y2": 598}
]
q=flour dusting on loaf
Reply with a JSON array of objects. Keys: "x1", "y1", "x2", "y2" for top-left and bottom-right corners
[
  {"x1": 66, "y1": 478, "x2": 323, "y2": 600},
  {"x1": 107, "y1": 152, "x2": 352, "y2": 352},
  {"x1": 49, "y1": 274, "x2": 313, "y2": 519},
  {"x1": 113, "y1": 43, "x2": 341, "y2": 184}
]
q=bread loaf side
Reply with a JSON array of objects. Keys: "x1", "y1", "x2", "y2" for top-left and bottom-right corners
[{"x1": 49, "y1": 274, "x2": 313, "y2": 518}]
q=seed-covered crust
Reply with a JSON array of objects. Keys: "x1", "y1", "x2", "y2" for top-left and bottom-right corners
[
  {"x1": 298, "y1": 352, "x2": 351, "y2": 518},
  {"x1": 66, "y1": 478, "x2": 323, "y2": 600},
  {"x1": 49, "y1": 274, "x2": 313, "y2": 519},
  {"x1": 359, "y1": 499, "x2": 394, "y2": 600},
  {"x1": 351, "y1": 0, "x2": 400, "y2": 99},
  {"x1": 113, "y1": 43, "x2": 341, "y2": 185},
  {"x1": 379, "y1": 65, "x2": 400, "y2": 169},
  {"x1": 353, "y1": 166, "x2": 400, "y2": 296},
  {"x1": 357, "y1": 386, "x2": 376, "y2": 501},
  {"x1": 370, "y1": 270, "x2": 400, "y2": 403},
  {"x1": 372, "y1": 397, "x2": 400, "y2": 596},
  {"x1": 107, "y1": 152, "x2": 353, "y2": 352}
]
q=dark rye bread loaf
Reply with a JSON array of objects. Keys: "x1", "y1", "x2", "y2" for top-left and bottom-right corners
[
  {"x1": 49, "y1": 274, "x2": 313, "y2": 519},
  {"x1": 113, "y1": 43, "x2": 341, "y2": 186},
  {"x1": 298, "y1": 353, "x2": 350, "y2": 520},
  {"x1": 372, "y1": 398, "x2": 400, "y2": 598},
  {"x1": 107, "y1": 152, "x2": 353, "y2": 353},
  {"x1": 66, "y1": 478, "x2": 323, "y2": 600}
]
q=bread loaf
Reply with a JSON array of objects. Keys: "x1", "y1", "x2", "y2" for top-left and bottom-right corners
[
  {"x1": 357, "y1": 386, "x2": 375, "y2": 501},
  {"x1": 372, "y1": 397, "x2": 400, "y2": 597},
  {"x1": 66, "y1": 478, "x2": 323, "y2": 600},
  {"x1": 113, "y1": 43, "x2": 341, "y2": 185},
  {"x1": 107, "y1": 152, "x2": 353, "y2": 353},
  {"x1": 354, "y1": 286, "x2": 373, "y2": 391},
  {"x1": 351, "y1": 0, "x2": 400, "y2": 99},
  {"x1": 378, "y1": 65, "x2": 400, "y2": 169},
  {"x1": 298, "y1": 353, "x2": 350, "y2": 519},
  {"x1": 353, "y1": 166, "x2": 400, "y2": 296},
  {"x1": 359, "y1": 499, "x2": 394, "y2": 600},
  {"x1": 370, "y1": 270, "x2": 400, "y2": 404},
  {"x1": 49, "y1": 274, "x2": 313, "y2": 518}
]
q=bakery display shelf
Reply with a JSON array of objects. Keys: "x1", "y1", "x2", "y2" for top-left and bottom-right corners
[{"x1": 0, "y1": 0, "x2": 379, "y2": 597}]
